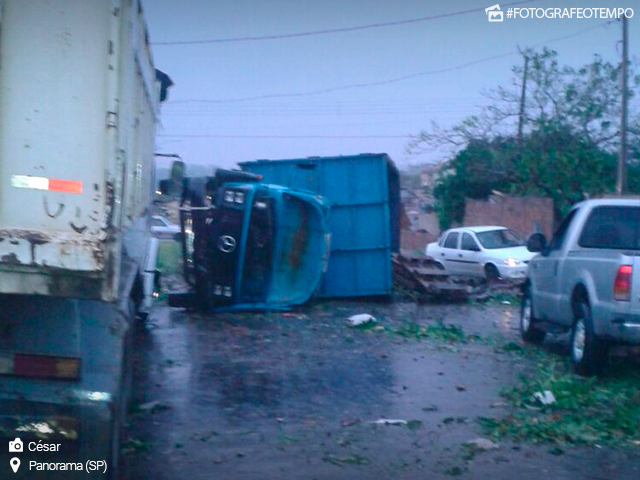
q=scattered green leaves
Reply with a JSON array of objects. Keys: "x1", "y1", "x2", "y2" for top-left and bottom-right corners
[
  {"x1": 391, "y1": 322, "x2": 470, "y2": 343},
  {"x1": 480, "y1": 357, "x2": 640, "y2": 446}
]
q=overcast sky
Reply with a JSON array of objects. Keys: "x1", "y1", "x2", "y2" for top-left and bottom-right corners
[{"x1": 144, "y1": 0, "x2": 638, "y2": 171}]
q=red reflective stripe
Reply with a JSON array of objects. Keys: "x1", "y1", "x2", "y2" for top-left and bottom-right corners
[
  {"x1": 48, "y1": 179, "x2": 83, "y2": 193},
  {"x1": 10, "y1": 354, "x2": 80, "y2": 380},
  {"x1": 13, "y1": 354, "x2": 58, "y2": 377}
]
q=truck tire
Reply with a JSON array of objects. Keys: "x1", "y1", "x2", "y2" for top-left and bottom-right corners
[
  {"x1": 571, "y1": 299, "x2": 608, "y2": 376},
  {"x1": 520, "y1": 287, "x2": 546, "y2": 344}
]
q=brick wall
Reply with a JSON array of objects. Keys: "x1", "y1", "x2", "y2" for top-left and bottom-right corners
[
  {"x1": 400, "y1": 229, "x2": 437, "y2": 252},
  {"x1": 463, "y1": 195, "x2": 554, "y2": 239}
]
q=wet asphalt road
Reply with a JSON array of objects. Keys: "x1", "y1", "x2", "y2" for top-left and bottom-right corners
[{"x1": 124, "y1": 300, "x2": 640, "y2": 480}]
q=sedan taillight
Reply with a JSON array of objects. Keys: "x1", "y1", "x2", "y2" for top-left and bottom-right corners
[{"x1": 614, "y1": 265, "x2": 633, "y2": 302}]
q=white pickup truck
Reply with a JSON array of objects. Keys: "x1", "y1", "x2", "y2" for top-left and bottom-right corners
[{"x1": 521, "y1": 199, "x2": 640, "y2": 375}]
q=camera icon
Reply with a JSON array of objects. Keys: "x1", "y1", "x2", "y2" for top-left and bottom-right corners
[{"x1": 9, "y1": 438, "x2": 23, "y2": 453}]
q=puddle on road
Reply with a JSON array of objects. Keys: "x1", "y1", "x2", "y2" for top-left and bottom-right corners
[{"x1": 128, "y1": 301, "x2": 528, "y2": 480}]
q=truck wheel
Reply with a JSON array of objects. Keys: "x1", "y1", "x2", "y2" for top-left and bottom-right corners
[
  {"x1": 571, "y1": 299, "x2": 608, "y2": 376},
  {"x1": 484, "y1": 264, "x2": 500, "y2": 283},
  {"x1": 520, "y1": 287, "x2": 546, "y2": 344}
]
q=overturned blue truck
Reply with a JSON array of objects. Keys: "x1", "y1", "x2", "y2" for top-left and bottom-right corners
[
  {"x1": 169, "y1": 153, "x2": 400, "y2": 311},
  {"x1": 168, "y1": 168, "x2": 330, "y2": 311}
]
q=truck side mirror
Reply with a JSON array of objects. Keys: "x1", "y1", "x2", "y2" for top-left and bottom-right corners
[{"x1": 527, "y1": 233, "x2": 547, "y2": 253}]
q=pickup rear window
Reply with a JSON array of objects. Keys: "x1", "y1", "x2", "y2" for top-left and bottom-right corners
[{"x1": 579, "y1": 206, "x2": 640, "y2": 250}]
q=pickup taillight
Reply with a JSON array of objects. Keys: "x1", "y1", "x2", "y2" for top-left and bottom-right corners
[{"x1": 613, "y1": 265, "x2": 633, "y2": 302}]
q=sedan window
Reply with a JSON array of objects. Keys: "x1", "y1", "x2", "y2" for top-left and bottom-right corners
[
  {"x1": 476, "y1": 229, "x2": 522, "y2": 249},
  {"x1": 443, "y1": 232, "x2": 459, "y2": 249},
  {"x1": 461, "y1": 233, "x2": 480, "y2": 251}
]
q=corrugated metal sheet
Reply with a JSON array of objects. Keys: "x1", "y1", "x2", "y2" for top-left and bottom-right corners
[{"x1": 240, "y1": 154, "x2": 400, "y2": 298}]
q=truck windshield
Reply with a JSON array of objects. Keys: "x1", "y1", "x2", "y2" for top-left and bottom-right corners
[
  {"x1": 240, "y1": 195, "x2": 276, "y2": 302},
  {"x1": 579, "y1": 206, "x2": 640, "y2": 250},
  {"x1": 476, "y1": 229, "x2": 522, "y2": 249}
]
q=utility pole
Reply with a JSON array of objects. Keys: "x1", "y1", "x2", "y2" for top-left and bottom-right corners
[
  {"x1": 616, "y1": 13, "x2": 629, "y2": 195},
  {"x1": 517, "y1": 52, "x2": 529, "y2": 143}
]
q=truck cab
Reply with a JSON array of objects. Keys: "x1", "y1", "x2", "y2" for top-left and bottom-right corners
[{"x1": 175, "y1": 172, "x2": 330, "y2": 311}]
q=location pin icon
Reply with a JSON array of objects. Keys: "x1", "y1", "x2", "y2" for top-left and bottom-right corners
[{"x1": 10, "y1": 457, "x2": 20, "y2": 473}]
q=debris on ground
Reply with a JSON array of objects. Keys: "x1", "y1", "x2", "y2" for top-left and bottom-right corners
[
  {"x1": 392, "y1": 251, "x2": 522, "y2": 302},
  {"x1": 392, "y1": 251, "x2": 473, "y2": 300},
  {"x1": 323, "y1": 454, "x2": 371, "y2": 466},
  {"x1": 480, "y1": 355, "x2": 640, "y2": 446},
  {"x1": 533, "y1": 390, "x2": 556, "y2": 405},
  {"x1": 464, "y1": 438, "x2": 499, "y2": 451},
  {"x1": 370, "y1": 419, "x2": 407, "y2": 426},
  {"x1": 461, "y1": 438, "x2": 500, "y2": 461},
  {"x1": 340, "y1": 418, "x2": 360, "y2": 428},
  {"x1": 347, "y1": 313, "x2": 376, "y2": 327},
  {"x1": 132, "y1": 400, "x2": 172, "y2": 415}
]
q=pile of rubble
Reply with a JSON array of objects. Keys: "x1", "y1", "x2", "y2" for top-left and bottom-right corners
[{"x1": 392, "y1": 251, "x2": 522, "y2": 302}]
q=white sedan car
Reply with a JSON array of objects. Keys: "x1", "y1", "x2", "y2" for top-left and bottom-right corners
[
  {"x1": 425, "y1": 226, "x2": 536, "y2": 281},
  {"x1": 151, "y1": 215, "x2": 180, "y2": 240}
]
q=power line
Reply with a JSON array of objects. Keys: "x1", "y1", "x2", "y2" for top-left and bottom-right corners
[
  {"x1": 166, "y1": 21, "x2": 615, "y2": 105},
  {"x1": 158, "y1": 134, "x2": 411, "y2": 139},
  {"x1": 153, "y1": 0, "x2": 539, "y2": 46},
  {"x1": 162, "y1": 107, "x2": 483, "y2": 116}
]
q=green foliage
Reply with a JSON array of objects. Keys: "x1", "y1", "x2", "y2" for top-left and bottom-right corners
[
  {"x1": 433, "y1": 126, "x2": 621, "y2": 229},
  {"x1": 480, "y1": 356, "x2": 640, "y2": 446},
  {"x1": 157, "y1": 240, "x2": 182, "y2": 276},
  {"x1": 391, "y1": 321, "x2": 469, "y2": 343},
  {"x1": 416, "y1": 49, "x2": 640, "y2": 230}
]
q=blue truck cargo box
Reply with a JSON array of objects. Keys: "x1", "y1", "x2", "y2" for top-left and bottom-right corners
[{"x1": 239, "y1": 154, "x2": 400, "y2": 298}]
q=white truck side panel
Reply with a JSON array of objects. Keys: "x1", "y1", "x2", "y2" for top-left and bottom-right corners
[{"x1": 0, "y1": 0, "x2": 160, "y2": 300}]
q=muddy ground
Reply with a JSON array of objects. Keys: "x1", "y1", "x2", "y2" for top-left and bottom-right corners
[{"x1": 124, "y1": 299, "x2": 640, "y2": 479}]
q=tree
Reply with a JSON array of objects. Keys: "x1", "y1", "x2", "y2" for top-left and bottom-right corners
[{"x1": 409, "y1": 49, "x2": 640, "y2": 230}]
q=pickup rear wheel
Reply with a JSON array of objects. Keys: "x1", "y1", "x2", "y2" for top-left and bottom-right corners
[
  {"x1": 571, "y1": 299, "x2": 608, "y2": 376},
  {"x1": 520, "y1": 288, "x2": 546, "y2": 344}
]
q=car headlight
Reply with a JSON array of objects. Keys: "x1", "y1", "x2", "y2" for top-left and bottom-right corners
[{"x1": 504, "y1": 258, "x2": 520, "y2": 267}]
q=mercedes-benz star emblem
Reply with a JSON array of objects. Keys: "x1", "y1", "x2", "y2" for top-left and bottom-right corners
[{"x1": 217, "y1": 235, "x2": 237, "y2": 253}]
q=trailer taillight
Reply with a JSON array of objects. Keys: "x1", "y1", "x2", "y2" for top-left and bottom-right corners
[
  {"x1": 0, "y1": 353, "x2": 80, "y2": 380},
  {"x1": 614, "y1": 265, "x2": 633, "y2": 302}
]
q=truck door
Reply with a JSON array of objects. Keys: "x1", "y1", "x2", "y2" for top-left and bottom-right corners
[{"x1": 530, "y1": 208, "x2": 578, "y2": 321}]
